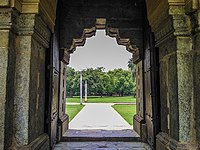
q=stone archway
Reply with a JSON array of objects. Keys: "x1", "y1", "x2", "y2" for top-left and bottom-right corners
[
  {"x1": 55, "y1": 1, "x2": 159, "y2": 149},
  {"x1": 0, "y1": 0, "x2": 200, "y2": 150}
]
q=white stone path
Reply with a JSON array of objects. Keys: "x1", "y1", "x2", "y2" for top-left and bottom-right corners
[
  {"x1": 69, "y1": 103, "x2": 132, "y2": 130},
  {"x1": 54, "y1": 103, "x2": 152, "y2": 150}
]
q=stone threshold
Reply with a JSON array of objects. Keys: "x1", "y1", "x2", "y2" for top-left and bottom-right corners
[{"x1": 62, "y1": 129, "x2": 141, "y2": 142}]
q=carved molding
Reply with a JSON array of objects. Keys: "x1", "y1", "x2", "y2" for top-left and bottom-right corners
[
  {"x1": 147, "y1": 0, "x2": 191, "y2": 45},
  {"x1": 0, "y1": 8, "x2": 18, "y2": 31},
  {"x1": 7, "y1": 0, "x2": 57, "y2": 32},
  {"x1": 146, "y1": 0, "x2": 169, "y2": 32},
  {"x1": 11, "y1": 0, "x2": 39, "y2": 14},
  {"x1": 16, "y1": 14, "x2": 35, "y2": 35},
  {"x1": 154, "y1": 16, "x2": 174, "y2": 46},
  {"x1": 16, "y1": 14, "x2": 51, "y2": 48},
  {"x1": 185, "y1": 0, "x2": 198, "y2": 14},
  {"x1": 60, "y1": 49, "x2": 70, "y2": 65},
  {"x1": 106, "y1": 27, "x2": 138, "y2": 53},
  {"x1": 39, "y1": 0, "x2": 57, "y2": 32},
  {"x1": 33, "y1": 16, "x2": 51, "y2": 48},
  {"x1": 65, "y1": 26, "x2": 138, "y2": 56},
  {"x1": 68, "y1": 27, "x2": 96, "y2": 54}
]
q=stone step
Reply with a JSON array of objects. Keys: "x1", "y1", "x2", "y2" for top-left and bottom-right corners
[
  {"x1": 62, "y1": 136, "x2": 141, "y2": 142},
  {"x1": 61, "y1": 129, "x2": 141, "y2": 142}
]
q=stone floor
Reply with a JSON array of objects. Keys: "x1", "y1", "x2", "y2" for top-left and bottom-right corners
[
  {"x1": 64, "y1": 129, "x2": 139, "y2": 138},
  {"x1": 54, "y1": 141, "x2": 152, "y2": 150},
  {"x1": 62, "y1": 129, "x2": 140, "y2": 142},
  {"x1": 54, "y1": 103, "x2": 152, "y2": 149}
]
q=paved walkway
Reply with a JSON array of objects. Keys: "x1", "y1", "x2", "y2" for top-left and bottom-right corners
[
  {"x1": 54, "y1": 103, "x2": 152, "y2": 150},
  {"x1": 69, "y1": 103, "x2": 132, "y2": 130}
]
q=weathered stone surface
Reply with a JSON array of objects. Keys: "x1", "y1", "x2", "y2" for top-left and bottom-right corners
[
  {"x1": 194, "y1": 51, "x2": 200, "y2": 148},
  {"x1": 177, "y1": 51, "x2": 193, "y2": 142},
  {"x1": 54, "y1": 141, "x2": 152, "y2": 150},
  {"x1": 1, "y1": 0, "x2": 200, "y2": 149},
  {"x1": 14, "y1": 13, "x2": 51, "y2": 147},
  {"x1": 168, "y1": 54, "x2": 179, "y2": 141},
  {"x1": 14, "y1": 34, "x2": 32, "y2": 145},
  {"x1": 0, "y1": 0, "x2": 9, "y2": 6},
  {"x1": 29, "y1": 38, "x2": 46, "y2": 143},
  {"x1": 193, "y1": 32, "x2": 200, "y2": 149},
  {"x1": 159, "y1": 59, "x2": 169, "y2": 134},
  {"x1": 10, "y1": 133, "x2": 50, "y2": 150},
  {"x1": 0, "y1": 9, "x2": 16, "y2": 150}
]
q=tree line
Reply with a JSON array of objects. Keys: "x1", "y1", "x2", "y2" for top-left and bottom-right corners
[{"x1": 66, "y1": 59, "x2": 136, "y2": 97}]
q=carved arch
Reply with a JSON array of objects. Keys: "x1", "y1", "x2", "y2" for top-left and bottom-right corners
[{"x1": 61, "y1": 18, "x2": 140, "y2": 64}]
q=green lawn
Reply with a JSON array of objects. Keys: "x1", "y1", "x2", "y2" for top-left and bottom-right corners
[
  {"x1": 66, "y1": 105, "x2": 85, "y2": 122},
  {"x1": 67, "y1": 96, "x2": 136, "y2": 103},
  {"x1": 112, "y1": 104, "x2": 136, "y2": 125}
]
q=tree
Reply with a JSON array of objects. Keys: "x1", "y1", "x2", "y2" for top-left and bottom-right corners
[
  {"x1": 128, "y1": 58, "x2": 136, "y2": 96},
  {"x1": 66, "y1": 67, "x2": 76, "y2": 97},
  {"x1": 66, "y1": 67, "x2": 136, "y2": 97}
]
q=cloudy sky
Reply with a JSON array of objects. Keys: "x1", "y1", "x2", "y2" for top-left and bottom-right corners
[{"x1": 68, "y1": 30, "x2": 132, "y2": 72}]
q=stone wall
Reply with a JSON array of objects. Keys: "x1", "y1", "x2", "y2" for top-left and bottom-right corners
[
  {"x1": 189, "y1": 8, "x2": 200, "y2": 149},
  {"x1": 0, "y1": 2, "x2": 53, "y2": 148},
  {"x1": 146, "y1": 0, "x2": 198, "y2": 149},
  {"x1": 193, "y1": 32, "x2": 200, "y2": 148}
]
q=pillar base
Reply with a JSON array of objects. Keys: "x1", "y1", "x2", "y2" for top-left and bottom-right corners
[
  {"x1": 156, "y1": 132, "x2": 198, "y2": 150},
  {"x1": 9, "y1": 134, "x2": 50, "y2": 150},
  {"x1": 58, "y1": 114, "x2": 69, "y2": 141},
  {"x1": 133, "y1": 114, "x2": 146, "y2": 141}
]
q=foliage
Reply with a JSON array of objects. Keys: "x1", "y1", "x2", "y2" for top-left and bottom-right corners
[
  {"x1": 66, "y1": 65, "x2": 136, "y2": 97},
  {"x1": 66, "y1": 105, "x2": 85, "y2": 122},
  {"x1": 67, "y1": 96, "x2": 136, "y2": 103},
  {"x1": 112, "y1": 104, "x2": 136, "y2": 125},
  {"x1": 128, "y1": 58, "x2": 136, "y2": 97}
]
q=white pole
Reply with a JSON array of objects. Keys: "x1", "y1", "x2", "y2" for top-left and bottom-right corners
[
  {"x1": 80, "y1": 72, "x2": 82, "y2": 105},
  {"x1": 85, "y1": 80, "x2": 87, "y2": 102}
]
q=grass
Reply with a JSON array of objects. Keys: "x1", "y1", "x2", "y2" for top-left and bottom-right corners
[
  {"x1": 67, "y1": 96, "x2": 136, "y2": 103},
  {"x1": 112, "y1": 104, "x2": 136, "y2": 125},
  {"x1": 66, "y1": 105, "x2": 85, "y2": 122}
]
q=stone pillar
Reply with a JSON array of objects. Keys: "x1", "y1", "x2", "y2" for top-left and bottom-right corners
[
  {"x1": 186, "y1": 2, "x2": 200, "y2": 148},
  {"x1": 132, "y1": 45, "x2": 146, "y2": 141},
  {"x1": 0, "y1": 8, "x2": 17, "y2": 150},
  {"x1": 133, "y1": 60, "x2": 146, "y2": 139},
  {"x1": 85, "y1": 80, "x2": 88, "y2": 102},
  {"x1": 146, "y1": 0, "x2": 196, "y2": 149},
  {"x1": 12, "y1": 14, "x2": 51, "y2": 148},
  {"x1": 58, "y1": 62, "x2": 69, "y2": 141}
]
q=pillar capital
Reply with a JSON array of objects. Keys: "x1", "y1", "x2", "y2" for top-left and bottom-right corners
[
  {"x1": 2, "y1": 0, "x2": 58, "y2": 32},
  {"x1": 11, "y1": 0, "x2": 39, "y2": 14}
]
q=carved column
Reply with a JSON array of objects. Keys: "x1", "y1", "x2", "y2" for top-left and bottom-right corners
[
  {"x1": 12, "y1": 13, "x2": 51, "y2": 149},
  {"x1": 58, "y1": 60, "x2": 69, "y2": 141},
  {"x1": 185, "y1": 1, "x2": 200, "y2": 148},
  {"x1": 132, "y1": 46, "x2": 146, "y2": 141},
  {"x1": 133, "y1": 60, "x2": 146, "y2": 139},
  {"x1": 0, "y1": 8, "x2": 17, "y2": 150},
  {"x1": 58, "y1": 48, "x2": 73, "y2": 140}
]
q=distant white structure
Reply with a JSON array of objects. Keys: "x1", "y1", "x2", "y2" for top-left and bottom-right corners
[
  {"x1": 85, "y1": 80, "x2": 87, "y2": 102},
  {"x1": 80, "y1": 72, "x2": 82, "y2": 105}
]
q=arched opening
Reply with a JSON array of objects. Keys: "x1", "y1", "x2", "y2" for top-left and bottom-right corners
[
  {"x1": 48, "y1": 0, "x2": 161, "y2": 148},
  {"x1": 1, "y1": 0, "x2": 199, "y2": 149},
  {"x1": 64, "y1": 29, "x2": 138, "y2": 139}
]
